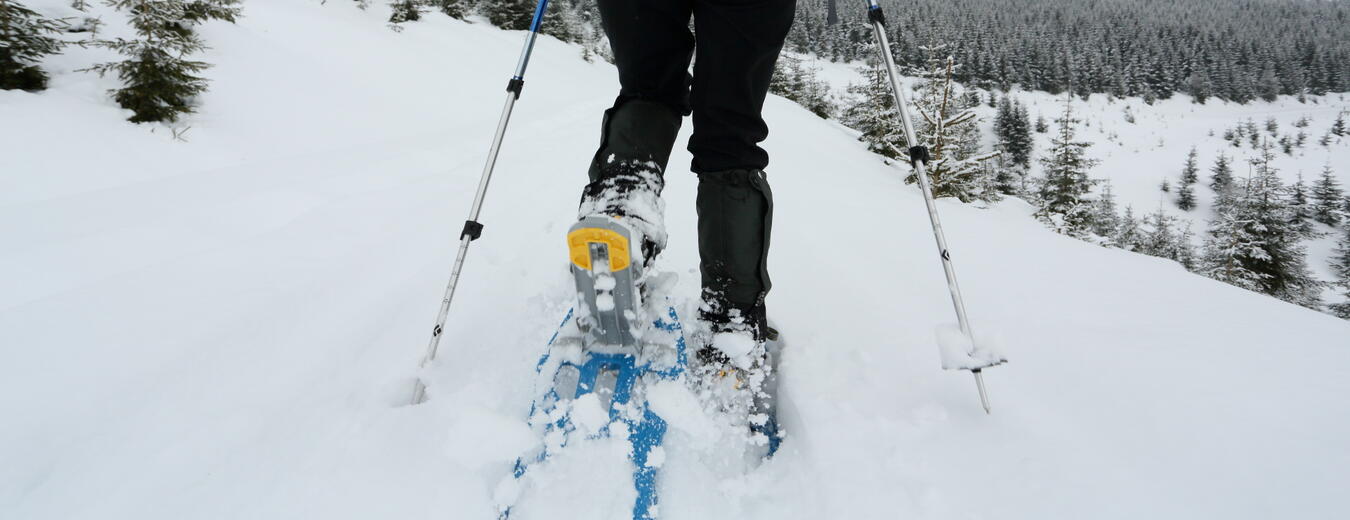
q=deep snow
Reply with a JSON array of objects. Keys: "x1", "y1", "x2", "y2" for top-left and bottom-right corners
[{"x1": 3, "y1": 2, "x2": 1349, "y2": 519}]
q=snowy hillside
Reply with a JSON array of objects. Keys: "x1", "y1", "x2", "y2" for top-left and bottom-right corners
[
  {"x1": 794, "y1": 55, "x2": 1350, "y2": 309},
  {"x1": 4, "y1": 2, "x2": 1350, "y2": 520}
]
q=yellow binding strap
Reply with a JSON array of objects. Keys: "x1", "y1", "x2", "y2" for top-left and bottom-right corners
[{"x1": 567, "y1": 227, "x2": 631, "y2": 272}]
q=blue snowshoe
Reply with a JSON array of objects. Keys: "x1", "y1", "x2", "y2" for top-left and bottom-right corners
[{"x1": 497, "y1": 216, "x2": 686, "y2": 520}]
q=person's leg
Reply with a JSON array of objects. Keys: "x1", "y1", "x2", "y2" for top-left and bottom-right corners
[
  {"x1": 581, "y1": 0, "x2": 696, "y2": 265},
  {"x1": 589, "y1": 0, "x2": 693, "y2": 176},
  {"x1": 688, "y1": 0, "x2": 796, "y2": 174},
  {"x1": 690, "y1": 0, "x2": 795, "y2": 338}
]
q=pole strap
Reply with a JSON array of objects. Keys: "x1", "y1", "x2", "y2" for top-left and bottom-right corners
[
  {"x1": 506, "y1": 77, "x2": 524, "y2": 99},
  {"x1": 461, "y1": 220, "x2": 484, "y2": 241},
  {"x1": 909, "y1": 145, "x2": 931, "y2": 167},
  {"x1": 868, "y1": 5, "x2": 886, "y2": 25}
]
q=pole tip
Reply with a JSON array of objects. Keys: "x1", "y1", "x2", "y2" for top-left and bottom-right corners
[{"x1": 973, "y1": 370, "x2": 992, "y2": 414}]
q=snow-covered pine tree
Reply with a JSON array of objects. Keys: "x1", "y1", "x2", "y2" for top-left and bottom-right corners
[
  {"x1": 1176, "y1": 181, "x2": 1195, "y2": 211},
  {"x1": 905, "y1": 46, "x2": 998, "y2": 202},
  {"x1": 1257, "y1": 63, "x2": 1280, "y2": 102},
  {"x1": 1288, "y1": 172, "x2": 1315, "y2": 237},
  {"x1": 1035, "y1": 96, "x2": 1099, "y2": 237},
  {"x1": 87, "y1": 0, "x2": 241, "y2": 123},
  {"x1": 389, "y1": 1, "x2": 420, "y2": 24},
  {"x1": 771, "y1": 55, "x2": 834, "y2": 119},
  {"x1": 1332, "y1": 112, "x2": 1347, "y2": 137},
  {"x1": 1200, "y1": 184, "x2": 1267, "y2": 292},
  {"x1": 842, "y1": 59, "x2": 906, "y2": 161},
  {"x1": 1330, "y1": 225, "x2": 1350, "y2": 319},
  {"x1": 0, "y1": 1, "x2": 66, "y2": 91},
  {"x1": 543, "y1": 1, "x2": 588, "y2": 44},
  {"x1": 1139, "y1": 206, "x2": 1178, "y2": 258},
  {"x1": 1177, "y1": 221, "x2": 1198, "y2": 270},
  {"x1": 1210, "y1": 153, "x2": 1234, "y2": 194},
  {"x1": 1177, "y1": 147, "x2": 1199, "y2": 211},
  {"x1": 485, "y1": 0, "x2": 535, "y2": 31},
  {"x1": 1184, "y1": 68, "x2": 1211, "y2": 104},
  {"x1": 994, "y1": 96, "x2": 1013, "y2": 146},
  {"x1": 433, "y1": 0, "x2": 466, "y2": 19},
  {"x1": 1114, "y1": 205, "x2": 1141, "y2": 251},
  {"x1": 994, "y1": 96, "x2": 1032, "y2": 167},
  {"x1": 1034, "y1": 114, "x2": 1048, "y2": 133},
  {"x1": 1311, "y1": 164, "x2": 1344, "y2": 227},
  {"x1": 1160, "y1": 178, "x2": 1171, "y2": 194},
  {"x1": 991, "y1": 96, "x2": 1030, "y2": 196},
  {"x1": 1137, "y1": 206, "x2": 1196, "y2": 268},
  {"x1": 1090, "y1": 180, "x2": 1120, "y2": 239},
  {"x1": 1202, "y1": 140, "x2": 1323, "y2": 308}
]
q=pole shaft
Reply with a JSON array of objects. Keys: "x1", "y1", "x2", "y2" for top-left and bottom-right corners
[
  {"x1": 864, "y1": 0, "x2": 991, "y2": 412},
  {"x1": 413, "y1": 0, "x2": 549, "y2": 404},
  {"x1": 866, "y1": 19, "x2": 972, "y2": 338}
]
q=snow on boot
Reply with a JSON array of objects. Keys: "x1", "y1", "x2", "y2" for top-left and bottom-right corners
[
  {"x1": 691, "y1": 304, "x2": 782, "y2": 457},
  {"x1": 571, "y1": 160, "x2": 667, "y2": 348}
]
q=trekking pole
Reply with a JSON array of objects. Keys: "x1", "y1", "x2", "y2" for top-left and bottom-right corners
[
  {"x1": 411, "y1": 0, "x2": 553, "y2": 405},
  {"x1": 862, "y1": 0, "x2": 1002, "y2": 413}
]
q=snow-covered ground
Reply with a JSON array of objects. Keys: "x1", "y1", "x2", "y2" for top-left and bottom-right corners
[{"x1": 4, "y1": 2, "x2": 1350, "y2": 519}]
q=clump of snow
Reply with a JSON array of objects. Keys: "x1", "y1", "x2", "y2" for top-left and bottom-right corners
[
  {"x1": 595, "y1": 293, "x2": 615, "y2": 311},
  {"x1": 934, "y1": 323, "x2": 1006, "y2": 370},
  {"x1": 568, "y1": 393, "x2": 611, "y2": 438}
]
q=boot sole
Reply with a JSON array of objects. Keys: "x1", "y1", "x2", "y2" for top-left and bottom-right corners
[{"x1": 568, "y1": 216, "x2": 644, "y2": 349}]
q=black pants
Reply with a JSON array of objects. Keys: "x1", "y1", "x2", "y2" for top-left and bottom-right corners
[
  {"x1": 596, "y1": 0, "x2": 796, "y2": 174},
  {"x1": 590, "y1": 0, "x2": 793, "y2": 335}
]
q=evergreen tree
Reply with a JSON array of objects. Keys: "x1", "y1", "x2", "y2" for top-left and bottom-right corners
[
  {"x1": 842, "y1": 60, "x2": 906, "y2": 161},
  {"x1": 1034, "y1": 114, "x2": 1048, "y2": 133},
  {"x1": 1202, "y1": 141, "x2": 1322, "y2": 308},
  {"x1": 1177, "y1": 147, "x2": 1199, "y2": 211},
  {"x1": 1184, "y1": 68, "x2": 1211, "y2": 104},
  {"x1": 1035, "y1": 96, "x2": 1099, "y2": 236},
  {"x1": 994, "y1": 96, "x2": 1033, "y2": 167},
  {"x1": 1090, "y1": 181, "x2": 1121, "y2": 238},
  {"x1": 389, "y1": 0, "x2": 420, "y2": 24},
  {"x1": 433, "y1": 0, "x2": 466, "y2": 19},
  {"x1": 1176, "y1": 181, "x2": 1195, "y2": 211},
  {"x1": 770, "y1": 55, "x2": 835, "y2": 119},
  {"x1": 1209, "y1": 153, "x2": 1234, "y2": 194},
  {"x1": 1200, "y1": 185, "x2": 1267, "y2": 292},
  {"x1": 904, "y1": 47, "x2": 999, "y2": 202},
  {"x1": 1138, "y1": 207, "x2": 1196, "y2": 268},
  {"x1": 1288, "y1": 172, "x2": 1315, "y2": 237},
  {"x1": 1113, "y1": 205, "x2": 1142, "y2": 251},
  {"x1": 1177, "y1": 221, "x2": 1198, "y2": 270},
  {"x1": 87, "y1": 0, "x2": 241, "y2": 123},
  {"x1": 1139, "y1": 206, "x2": 1178, "y2": 259},
  {"x1": 1310, "y1": 164, "x2": 1344, "y2": 227},
  {"x1": 485, "y1": 0, "x2": 535, "y2": 31},
  {"x1": 1333, "y1": 112, "x2": 1347, "y2": 137},
  {"x1": 0, "y1": 1, "x2": 66, "y2": 91},
  {"x1": 1160, "y1": 178, "x2": 1171, "y2": 194},
  {"x1": 1257, "y1": 63, "x2": 1280, "y2": 102},
  {"x1": 1329, "y1": 226, "x2": 1350, "y2": 319}
]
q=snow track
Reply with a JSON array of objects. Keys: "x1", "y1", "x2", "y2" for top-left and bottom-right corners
[{"x1": 3, "y1": 2, "x2": 1349, "y2": 519}]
